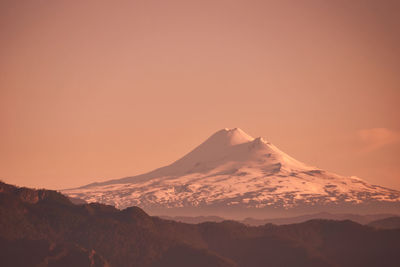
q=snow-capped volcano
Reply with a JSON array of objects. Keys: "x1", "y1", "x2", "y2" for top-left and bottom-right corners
[{"x1": 63, "y1": 128, "x2": 400, "y2": 218}]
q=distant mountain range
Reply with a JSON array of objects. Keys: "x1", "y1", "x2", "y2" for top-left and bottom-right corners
[
  {"x1": 1, "y1": 181, "x2": 400, "y2": 267},
  {"x1": 64, "y1": 128, "x2": 400, "y2": 218},
  {"x1": 367, "y1": 216, "x2": 400, "y2": 230},
  {"x1": 160, "y1": 212, "x2": 399, "y2": 226}
]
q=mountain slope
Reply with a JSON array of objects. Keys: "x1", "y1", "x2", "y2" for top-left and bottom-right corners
[{"x1": 63, "y1": 128, "x2": 400, "y2": 218}]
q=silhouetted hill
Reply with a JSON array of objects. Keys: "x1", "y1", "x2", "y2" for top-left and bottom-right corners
[
  {"x1": 1, "y1": 181, "x2": 400, "y2": 267},
  {"x1": 0, "y1": 182, "x2": 233, "y2": 267}
]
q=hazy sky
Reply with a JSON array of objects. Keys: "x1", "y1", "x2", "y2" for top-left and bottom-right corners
[{"x1": 1, "y1": 0, "x2": 399, "y2": 190}]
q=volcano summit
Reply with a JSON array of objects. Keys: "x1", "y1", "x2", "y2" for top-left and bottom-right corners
[{"x1": 64, "y1": 128, "x2": 400, "y2": 218}]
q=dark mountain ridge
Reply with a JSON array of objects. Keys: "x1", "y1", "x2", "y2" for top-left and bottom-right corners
[
  {"x1": 160, "y1": 212, "x2": 399, "y2": 226},
  {"x1": 1, "y1": 181, "x2": 400, "y2": 267}
]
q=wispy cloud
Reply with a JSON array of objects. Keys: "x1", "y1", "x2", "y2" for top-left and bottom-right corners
[{"x1": 358, "y1": 128, "x2": 400, "y2": 152}]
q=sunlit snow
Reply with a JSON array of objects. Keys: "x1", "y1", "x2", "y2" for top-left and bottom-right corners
[{"x1": 63, "y1": 128, "x2": 400, "y2": 210}]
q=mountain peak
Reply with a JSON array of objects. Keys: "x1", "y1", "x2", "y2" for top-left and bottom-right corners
[{"x1": 210, "y1": 128, "x2": 254, "y2": 146}]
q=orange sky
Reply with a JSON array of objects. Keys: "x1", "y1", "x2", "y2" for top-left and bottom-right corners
[{"x1": 1, "y1": 0, "x2": 399, "y2": 190}]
